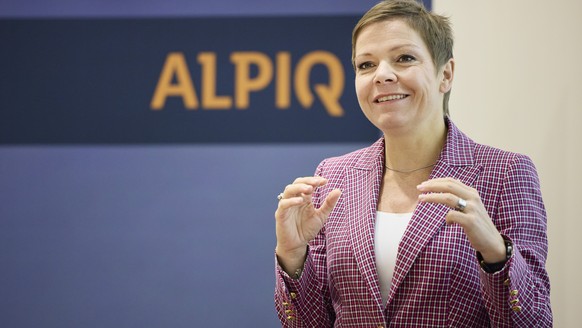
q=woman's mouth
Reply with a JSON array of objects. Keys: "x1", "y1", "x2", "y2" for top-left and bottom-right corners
[{"x1": 375, "y1": 94, "x2": 409, "y2": 103}]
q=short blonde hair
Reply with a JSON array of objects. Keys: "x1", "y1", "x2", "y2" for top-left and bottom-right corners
[{"x1": 352, "y1": 0, "x2": 454, "y2": 115}]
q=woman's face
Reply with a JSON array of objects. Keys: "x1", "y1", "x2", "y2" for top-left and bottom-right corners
[{"x1": 354, "y1": 19, "x2": 453, "y2": 136}]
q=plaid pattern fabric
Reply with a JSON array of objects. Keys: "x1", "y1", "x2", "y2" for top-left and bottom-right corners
[{"x1": 275, "y1": 119, "x2": 552, "y2": 327}]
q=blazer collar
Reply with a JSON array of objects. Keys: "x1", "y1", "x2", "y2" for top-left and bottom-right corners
[
  {"x1": 352, "y1": 137, "x2": 385, "y2": 171},
  {"x1": 439, "y1": 117, "x2": 476, "y2": 167}
]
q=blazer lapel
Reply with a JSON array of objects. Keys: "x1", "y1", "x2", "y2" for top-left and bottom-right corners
[
  {"x1": 386, "y1": 119, "x2": 484, "y2": 306},
  {"x1": 345, "y1": 139, "x2": 385, "y2": 308}
]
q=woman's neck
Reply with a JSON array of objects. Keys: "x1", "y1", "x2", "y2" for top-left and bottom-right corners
[{"x1": 383, "y1": 120, "x2": 447, "y2": 171}]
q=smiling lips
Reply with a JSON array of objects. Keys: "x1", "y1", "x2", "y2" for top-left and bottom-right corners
[{"x1": 375, "y1": 94, "x2": 409, "y2": 103}]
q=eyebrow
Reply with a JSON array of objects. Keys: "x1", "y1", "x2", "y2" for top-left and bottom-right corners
[{"x1": 354, "y1": 43, "x2": 422, "y2": 59}]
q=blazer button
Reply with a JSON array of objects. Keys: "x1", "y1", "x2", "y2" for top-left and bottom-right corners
[
  {"x1": 377, "y1": 325, "x2": 385, "y2": 328},
  {"x1": 510, "y1": 299, "x2": 519, "y2": 304},
  {"x1": 512, "y1": 305, "x2": 522, "y2": 312},
  {"x1": 504, "y1": 278, "x2": 511, "y2": 286},
  {"x1": 510, "y1": 289, "x2": 519, "y2": 296},
  {"x1": 290, "y1": 292, "x2": 297, "y2": 299}
]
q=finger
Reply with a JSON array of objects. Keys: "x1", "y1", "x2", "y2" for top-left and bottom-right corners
[
  {"x1": 277, "y1": 196, "x2": 308, "y2": 209},
  {"x1": 279, "y1": 176, "x2": 325, "y2": 197},
  {"x1": 281, "y1": 176, "x2": 329, "y2": 201},
  {"x1": 275, "y1": 195, "x2": 314, "y2": 222},
  {"x1": 418, "y1": 192, "x2": 465, "y2": 211},
  {"x1": 317, "y1": 189, "x2": 342, "y2": 218},
  {"x1": 417, "y1": 178, "x2": 470, "y2": 198},
  {"x1": 282, "y1": 183, "x2": 315, "y2": 199},
  {"x1": 293, "y1": 176, "x2": 328, "y2": 188},
  {"x1": 444, "y1": 210, "x2": 468, "y2": 226}
]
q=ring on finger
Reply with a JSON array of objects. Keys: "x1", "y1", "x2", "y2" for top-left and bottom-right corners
[
  {"x1": 456, "y1": 197, "x2": 467, "y2": 212},
  {"x1": 277, "y1": 193, "x2": 284, "y2": 201}
]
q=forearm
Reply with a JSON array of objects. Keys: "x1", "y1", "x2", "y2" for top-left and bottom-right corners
[{"x1": 275, "y1": 246, "x2": 307, "y2": 278}]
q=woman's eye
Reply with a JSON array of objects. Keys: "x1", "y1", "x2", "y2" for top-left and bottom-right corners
[
  {"x1": 357, "y1": 62, "x2": 375, "y2": 70},
  {"x1": 397, "y1": 55, "x2": 416, "y2": 63}
]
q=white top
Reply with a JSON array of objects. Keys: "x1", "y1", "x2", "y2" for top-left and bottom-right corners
[{"x1": 374, "y1": 211, "x2": 413, "y2": 306}]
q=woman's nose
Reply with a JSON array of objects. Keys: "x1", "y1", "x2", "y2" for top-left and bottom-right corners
[{"x1": 374, "y1": 62, "x2": 397, "y2": 84}]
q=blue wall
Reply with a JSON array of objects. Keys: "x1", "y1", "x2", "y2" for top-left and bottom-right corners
[{"x1": 0, "y1": 1, "x2": 430, "y2": 327}]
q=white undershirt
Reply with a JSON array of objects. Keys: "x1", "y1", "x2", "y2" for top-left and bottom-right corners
[{"x1": 374, "y1": 211, "x2": 413, "y2": 306}]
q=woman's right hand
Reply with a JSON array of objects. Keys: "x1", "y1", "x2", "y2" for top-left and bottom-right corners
[{"x1": 275, "y1": 176, "x2": 342, "y2": 274}]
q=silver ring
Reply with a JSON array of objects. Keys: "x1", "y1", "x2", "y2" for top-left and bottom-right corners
[
  {"x1": 456, "y1": 197, "x2": 467, "y2": 212},
  {"x1": 277, "y1": 193, "x2": 284, "y2": 201}
]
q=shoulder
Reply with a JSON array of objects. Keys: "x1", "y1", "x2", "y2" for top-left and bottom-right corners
[
  {"x1": 470, "y1": 140, "x2": 541, "y2": 195},
  {"x1": 473, "y1": 142, "x2": 536, "y2": 172},
  {"x1": 446, "y1": 119, "x2": 539, "y2": 185},
  {"x1": 448, "y1": 119, "x2": 535, "y2": 171}
]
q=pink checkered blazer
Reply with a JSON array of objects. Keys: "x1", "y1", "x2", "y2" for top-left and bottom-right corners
[{"x1": 275, "y1": 119, "x2": 552, "y2": 327}]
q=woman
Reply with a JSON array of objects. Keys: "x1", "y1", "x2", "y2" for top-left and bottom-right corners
[{"x1": 274, "y1": 0, "x2": 552, "y2": 327}]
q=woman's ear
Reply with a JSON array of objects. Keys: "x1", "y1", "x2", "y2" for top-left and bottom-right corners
[{"x1": 440, "y1": 58, "x2": 454, "y2": 93}]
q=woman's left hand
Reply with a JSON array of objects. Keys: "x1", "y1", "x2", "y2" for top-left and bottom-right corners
[{"x1": 417, "y1": 177, "x2": 506, "y2": 263}]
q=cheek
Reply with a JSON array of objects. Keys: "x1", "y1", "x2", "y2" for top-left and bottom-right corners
[
  {"x1": 355, "y1": 77, "x2": 370, "y2": 104},
  {"x1": 404, "y1": 73, "x2": 433, "y2": 101}
]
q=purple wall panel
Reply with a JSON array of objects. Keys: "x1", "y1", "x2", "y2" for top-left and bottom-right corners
[
  {"x1": 0, "y1": 0, "x2": 430, "y2": 17},
  {"x1": 0, "y1": 1, "x2": 430, "y2": 326}
]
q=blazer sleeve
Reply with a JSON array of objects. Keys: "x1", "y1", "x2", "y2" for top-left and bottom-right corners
[
  {"x1": 274, "y1": 161, "x2": 335, "y2": 327},
  {"x1": 479, "y1": 153, "x2": 552, "y2": 327}
]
